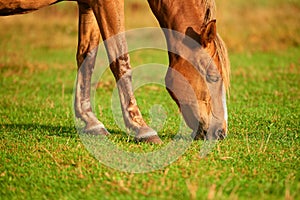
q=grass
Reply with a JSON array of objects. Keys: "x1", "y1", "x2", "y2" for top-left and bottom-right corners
[{"x1": 0, "y1": 1, "x2": 299, "y2": 199}]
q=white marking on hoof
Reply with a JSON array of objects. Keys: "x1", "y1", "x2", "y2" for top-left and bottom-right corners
[
  {"x1": 135, "y1": 127, "x2": 158, "y2": 139},
  {"x1": 84, "y1": 124, "x2": 109, "y2": 136}
]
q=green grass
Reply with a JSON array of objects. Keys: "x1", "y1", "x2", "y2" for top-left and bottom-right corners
[
  {"x1": 1, "y1": 46, "x2": 299, "y2": 200},
  {"x1": 1, "y1": 1, "x2": 300, "y2": 200}
]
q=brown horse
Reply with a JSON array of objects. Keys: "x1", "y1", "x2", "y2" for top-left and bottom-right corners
[{"x1": 0, "y1": 0, "x2": 230, "y2": 144}]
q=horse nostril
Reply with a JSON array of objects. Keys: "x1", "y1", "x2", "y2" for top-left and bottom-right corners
[{"x1": 216, "y1": 129, "x2": 226, "y2": 140}]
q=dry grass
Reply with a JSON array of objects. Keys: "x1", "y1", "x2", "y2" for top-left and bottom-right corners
[
  {"x1": 0, "y1": 0, "x2": 299, "y2": 58},
  {"x1": 217, "y1": 0, "x2": 300, "y2": 52}
]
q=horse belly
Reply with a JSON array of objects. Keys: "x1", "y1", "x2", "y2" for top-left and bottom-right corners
[{"x1": 0, "y1": 0, "x2": 60, "y2": 16}]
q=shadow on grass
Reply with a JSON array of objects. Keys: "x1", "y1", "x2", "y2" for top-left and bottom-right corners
[
  {"x1": 0, "y1": 123, "x2": 124, "y2": 139},
  {"x1": 0, "y1": 123, "x2": 78, "y2": 138}
]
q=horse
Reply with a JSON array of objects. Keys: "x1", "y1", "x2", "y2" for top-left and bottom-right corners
[{"x1": 0, "y1": 0, "x2": 230, "y2": 144}]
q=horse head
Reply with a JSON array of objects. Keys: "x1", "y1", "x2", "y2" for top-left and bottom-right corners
[{"x1": 148, "y1": 0, "x2": 230, "y2": 140}]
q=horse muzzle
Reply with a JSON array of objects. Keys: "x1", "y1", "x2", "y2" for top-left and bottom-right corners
[
  {"x1": 191, "y1": 120, "x2": 227, "y2": 141},
  {"x1": 206, "y1": 123, "x2": 227, "y2": 140}
]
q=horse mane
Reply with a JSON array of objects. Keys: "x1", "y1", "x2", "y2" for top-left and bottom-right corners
[
  {"x1": 203, "y1": 0, "x2": 216, "y2": 21},
  {"x1": 203, "y1": 0, "x2": 231, "y2": 92},
  {"x1": 214, "y1": 34, "x2": 231, "y2": 91}
]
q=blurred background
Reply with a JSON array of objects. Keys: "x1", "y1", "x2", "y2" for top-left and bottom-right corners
[{"x1": 0, "y1": 0, "x2": 299, "y2": 70}]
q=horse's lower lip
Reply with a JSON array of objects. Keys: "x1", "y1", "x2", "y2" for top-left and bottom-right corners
[{"x1": 192, "y1": 129, "x2": 227, "y2": 140}]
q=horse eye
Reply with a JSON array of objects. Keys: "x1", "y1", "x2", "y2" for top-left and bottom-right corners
[{"x1": 206, "y1": 74, "x2": 220, "y2": 83}]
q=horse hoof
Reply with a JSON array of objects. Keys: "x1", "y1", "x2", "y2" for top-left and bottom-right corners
[
  {"x1": 134, "y1": 127, "x2": 163, "y2": 144},
  {"x1": 84, "y1": 124, "x2": 110, "y2": 136}
]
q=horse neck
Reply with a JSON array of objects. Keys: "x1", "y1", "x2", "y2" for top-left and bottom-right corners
[{"x1": 148, "y1": 0, "x2": 206, "y2": 32}]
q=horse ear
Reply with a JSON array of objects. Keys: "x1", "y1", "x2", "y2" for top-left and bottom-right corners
[{"x1": 201, "y1": 19, "x2": 217, "y2": 47}]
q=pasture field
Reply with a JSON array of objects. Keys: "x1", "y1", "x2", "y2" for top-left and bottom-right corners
[{"x1": 0, "y1": 1, "x2": 299, "y2": 199}]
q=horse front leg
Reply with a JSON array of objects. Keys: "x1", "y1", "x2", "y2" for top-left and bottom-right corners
[
  {"x1": 74, "y1": 2, "x2": 109, "y2": 135},
  {"x1": 91, "y1": 0, "x2": 162, "y2": 144}
]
